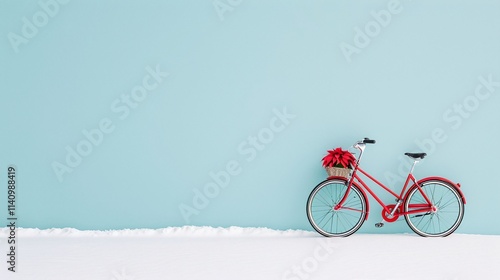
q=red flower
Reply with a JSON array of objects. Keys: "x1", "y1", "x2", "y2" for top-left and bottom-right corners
[{"x1": 322, "y1": 147, "x2": 356, "y2": 168}]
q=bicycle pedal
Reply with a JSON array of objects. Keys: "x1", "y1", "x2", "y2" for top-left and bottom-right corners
[{"x1": 375, "y1": 223, "x2": 384, "y2": 228}]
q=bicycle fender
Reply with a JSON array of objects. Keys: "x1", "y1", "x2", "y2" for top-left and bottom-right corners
[
  {"x1": 410, "y1": 176, "x2": 466, "y2": 204},
  {"x1": 327, "y1": 176, "x2": 371, "y2": 220}
]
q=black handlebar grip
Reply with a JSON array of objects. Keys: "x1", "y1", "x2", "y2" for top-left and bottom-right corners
[{"x1": 363, "y1": 138, "x2": 376, "y2": 144}]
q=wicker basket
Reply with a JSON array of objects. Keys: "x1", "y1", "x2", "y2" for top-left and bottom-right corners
[{"x1": 325, "y1": 167, "x2": 351, "y2": 178}]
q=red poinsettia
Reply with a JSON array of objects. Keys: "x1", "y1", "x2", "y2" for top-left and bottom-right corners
[{"x1": 322, "y1": 147, "x2": 356, "y2": 168}]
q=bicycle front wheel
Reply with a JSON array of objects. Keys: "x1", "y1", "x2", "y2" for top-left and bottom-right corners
[
  {"x1": 404, "y1": 180, "x2": 464, "y2": 237},
  {"x1": 306, "y1": 179, "x2": 367, "y2": 237}
]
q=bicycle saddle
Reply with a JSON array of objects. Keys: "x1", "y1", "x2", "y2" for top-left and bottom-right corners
[{"x1": 404, "y1": 152, "x2": 427, "y2": 159}]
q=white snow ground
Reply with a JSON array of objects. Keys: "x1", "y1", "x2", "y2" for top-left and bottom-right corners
[{"x1": 1, "y1": 227, "x2": 499, "y2": 280}]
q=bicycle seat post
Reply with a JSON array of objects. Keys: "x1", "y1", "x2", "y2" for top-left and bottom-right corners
[{"x1": 409, "y1": 159, "x2": 419, "y2": 174}]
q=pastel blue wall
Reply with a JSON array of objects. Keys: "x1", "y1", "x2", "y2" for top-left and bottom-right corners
[{"x1": 1, "y1": 0, "x2": 499, "y2": 234}]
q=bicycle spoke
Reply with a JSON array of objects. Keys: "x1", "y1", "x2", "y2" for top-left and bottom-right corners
[
  {"x1": 435, "y1": 212, "x2": 454, "y2": 225},
  {"x1": 334, "y1": 186, "x2": 343, "y2": 203},
  {"x1": 335, "y1": 213, "x2": 338, "y2": 233},
  {"x1": 329, "y1": 185, "x2": 336, "y2": 205},
  {"x1": 431, "y1": 184, "x2": 436, "y2": 202},
  {"x1": 315, "y1": 208, "x2": 333, "y2": 225},
  {"x1": 317, "y1": 192, "x2": 332, "y2": 207},
  {"x1": 337, "y1": 212, "x2": 352, "y2": 230},
  {"x1": 439, "y1": 197, "x2": 458, "y2": 210},
  {"x1": 435, "y1": 213, "x2": 444, "y2": 232},
  {"x1": 339, "y1": 209, "x2": 363, "y2": 219},
  {"x1": 343, "y1": 197, "x2": 360, "y2": 208},
  {"x1": 422, "y1": 215, "x2": 433, "y2": 232},
  {"x1": 431, "y1": 216, "x2": 437, "y2": 233}
]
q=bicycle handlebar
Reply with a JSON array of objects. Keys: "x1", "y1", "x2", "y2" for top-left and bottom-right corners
[
  {"x1": 352, "y1": 138, "x2": 375, "y2": 164},
  {"x1": 363, "y1": 138, "x2": 376, "y2": 144}
]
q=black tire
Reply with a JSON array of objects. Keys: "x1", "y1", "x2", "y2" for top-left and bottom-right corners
[
  {"x1": 306, "y1": 179, "x2": 367, "y2": 237},
  {"x1": 404, "y1": 180, "x2": 464, "y2": 237}
]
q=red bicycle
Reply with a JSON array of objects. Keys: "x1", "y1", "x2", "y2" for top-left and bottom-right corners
[{"x1": 306, "y1": 138, "x2": 466, "y2": 237}]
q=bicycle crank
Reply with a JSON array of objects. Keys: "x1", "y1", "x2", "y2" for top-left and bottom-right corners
[{"x1": 381, "y1": 205, "x2": 400, "y2": 223}]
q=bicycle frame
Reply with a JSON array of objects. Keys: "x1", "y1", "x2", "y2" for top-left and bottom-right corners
[
  {"x1": 334, "y1": 145, "x2": 435, "y2": 221},
  {"x1": 339, "y1": 166, "x2": 434, "y2": 219}
]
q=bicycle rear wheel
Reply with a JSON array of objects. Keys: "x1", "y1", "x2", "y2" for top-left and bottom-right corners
[
  {"x1": 306, "y1": 179, "x2": 367, "y2": 237},
  {"x1": 404, "y1": 180, "x2": 464, "y2": 237}
]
